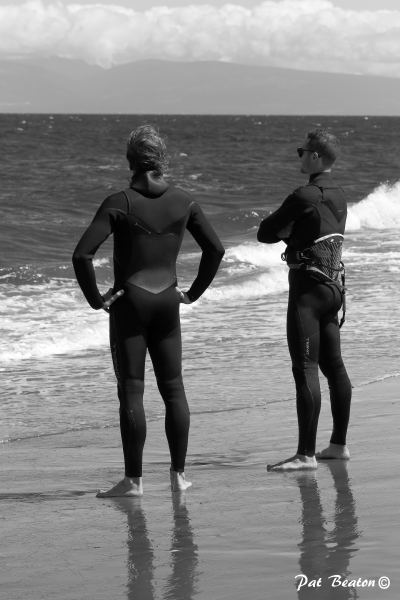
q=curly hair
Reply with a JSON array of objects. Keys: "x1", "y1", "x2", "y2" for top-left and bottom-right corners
[
  {"x1": 126, "y1": 125, "x2": 168, "y2": 175},
  {"x1": 306, "y1": 128, "x2": 340, "y2": 167}
]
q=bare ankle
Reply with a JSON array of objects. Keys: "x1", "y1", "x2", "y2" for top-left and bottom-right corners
[{"x1": 170, "y1": 469, "x2": 192, "y2": 492}]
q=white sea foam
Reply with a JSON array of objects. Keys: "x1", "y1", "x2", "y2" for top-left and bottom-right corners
[
  {"x1": 205, "y1": 271, "x2": 287, "y2": 303},
  {"x1": 2, "y1": 209, "x2": 395, "y2": 366},
  {"x1": 93, "y1": 257, "x2": 110, "y2": 267},
  {"x1": 196, "y1": 241, "x2": 289, "y2": 302},
  {"x1": 0, "y1": 243, "x2": 289, "y2": 363},
  {"x1": 344, "y1": 249, "x2": 400, "y2": 265},
  {"x1": 224, "y1": 241, "x2": 286, "y2": 269},
  {"x1": 347, "y1": 180, "x2": 400, "y2": 231},
  {"x1": 0, "y1": 280, "x2": 109, "y2": 364}
]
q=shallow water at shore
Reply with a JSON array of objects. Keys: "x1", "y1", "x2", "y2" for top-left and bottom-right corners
[{"x1": 2, "y1": 379, "x2": 399, "y2": 600}]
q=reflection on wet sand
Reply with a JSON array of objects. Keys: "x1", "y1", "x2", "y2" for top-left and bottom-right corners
[
  {"x1": 112, "y1": 493, "x2": 198, "y2": 600},
  {"x1": 164, "y1": 494, "x2": 199, "y2": 600},
  {"x1": 296, "y1": 462, "x2": 360, "y2": 599},
  {"x1": 112, "y1": 497, "x2": 155, "y2": 599}
]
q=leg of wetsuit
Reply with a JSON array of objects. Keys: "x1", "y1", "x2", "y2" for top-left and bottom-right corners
[
  {"x1": 319, "y1": 287, "x2": 352, "y2": 446},
  {"x1": 287, "y1": 284, "x2": 321, "y2": 457},
  {"x1": 287, "y1": 273, "x2": 351, "y2": 455},
  {"x1": 147, "y1": 287, "x2": 190, "y2": 473},
  {"x1": 109, "y1": 295, "x2": 148, "y2": 478}
]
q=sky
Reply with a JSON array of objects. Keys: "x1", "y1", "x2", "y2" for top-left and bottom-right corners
[{"x1": 1, "y1": 0, "x2": 400, "y2": 78}]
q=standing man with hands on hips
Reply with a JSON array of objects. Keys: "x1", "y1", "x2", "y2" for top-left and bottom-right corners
[{"x1": 73, "y1": 125, "x2": 225, "y2": 496}]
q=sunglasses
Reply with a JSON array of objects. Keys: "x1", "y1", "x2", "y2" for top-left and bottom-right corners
[{"x1": 297, "y1": 147, "x2": 318, "y2": 158}]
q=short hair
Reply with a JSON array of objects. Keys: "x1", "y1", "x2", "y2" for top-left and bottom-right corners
[
  {"x1": 306, "y1": 128, "x2": 339, "y2": 167},
  {"x1": 126, "y1": 125, "x2": 168, "y2": 175}
]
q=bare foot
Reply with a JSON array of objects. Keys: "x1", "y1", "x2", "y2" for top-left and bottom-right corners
[
  {"x1": 267, "y1": 454, "x2": 317, "y2": 472},
  {"x1": 316, "y1": 443, "x2": 350, "y2": 460},
  {"x1": 96, "y1": 476, "x2": 143, "y2": 498},
  {"x1": 170, "y1": 470, "x2": 192, "y2": 492}
]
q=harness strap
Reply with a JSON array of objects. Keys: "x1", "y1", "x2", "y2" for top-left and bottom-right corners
[
  {"x1": 280, "y1": 184, "x2": 348, "y2": 326},
  {"x1": 282, "y1": 235, "x2": 344, "y2": 280},
  {"x1": 339, "y1": 265, "x2": 346, "y2": 328}
]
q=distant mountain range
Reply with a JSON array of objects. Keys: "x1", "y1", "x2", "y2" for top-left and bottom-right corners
[{"x1": 1, "y1": 58, "x2": 399, "y2": 115}]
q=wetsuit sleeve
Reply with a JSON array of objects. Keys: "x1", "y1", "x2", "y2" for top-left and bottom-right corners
[
  {"x1": 257, "y1": 192, "x2": 314, "y2": 243},
  {"x1": 185, "y1": 202, "x2": 225, "y2": 302},
  {"x1": 72, "y1": 197, "x2": 119, "y2": 309}
]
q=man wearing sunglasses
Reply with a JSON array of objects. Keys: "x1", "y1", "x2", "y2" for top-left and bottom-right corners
[{"x1": 257, "y1": 128, "x2": 352, "y2": 471}]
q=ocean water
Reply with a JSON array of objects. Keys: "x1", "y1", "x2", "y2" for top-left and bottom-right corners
[{"x1": 1, "y1": 114, "x2": 400, "y2": 444}]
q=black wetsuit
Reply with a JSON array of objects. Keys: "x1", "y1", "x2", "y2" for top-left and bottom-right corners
[
  {"x1": 73, "y1": 178, "x2": 225, "y2": 476},
  {"x1": 257, "y1": 172, "x2": 352, "y2": 456}
]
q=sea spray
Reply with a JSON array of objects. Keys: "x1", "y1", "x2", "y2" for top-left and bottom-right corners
[{"x1": 347, "y1": 180, "x2": 400, "y2": 231}]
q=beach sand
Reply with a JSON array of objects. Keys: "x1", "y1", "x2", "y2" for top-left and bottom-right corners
[{"x1": 1, "y1": 378, "x2": 399, "y2": 600}]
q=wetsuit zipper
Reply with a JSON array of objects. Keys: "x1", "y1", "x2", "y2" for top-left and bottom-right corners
[{"x1": 134, "y1": 222, "x2": 152, "y2": 235}]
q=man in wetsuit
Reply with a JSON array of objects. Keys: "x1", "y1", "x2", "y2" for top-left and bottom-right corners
[
  {"x1": 73, "y1": 125, "x2": 225, "y2": 495},
  {"x1": 257, "y1": 128, "x2": 352, "y2": 471}
]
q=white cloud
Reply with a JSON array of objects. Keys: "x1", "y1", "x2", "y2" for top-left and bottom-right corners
[{"x1": 1, "y1": 0, "x2": 400, "y2": 77}]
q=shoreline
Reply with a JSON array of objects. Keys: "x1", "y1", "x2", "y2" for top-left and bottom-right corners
[
  {"x1": 3, "y1": 372, "x2": 398, "y2": 446},
  {"x1": 1, "y1": 377, "x2": 399, "y2": 599}
]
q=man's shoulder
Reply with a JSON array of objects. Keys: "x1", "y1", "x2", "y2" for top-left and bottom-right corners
[
  {"x1": 292, "y1": 182, "x2": 322, "y2": 204},
  {"x1": 168, "y1": 184, "x2": 194, "y2": 203},
  {"x1": 166, "y1": 185, "x2": 201, "y2": 214},
  {"x1": 98, "y1": 190, "x2": 128, "y2": 213},
  {"x1": 105, "y1": 190, "x2": 127, "y2": 202}
]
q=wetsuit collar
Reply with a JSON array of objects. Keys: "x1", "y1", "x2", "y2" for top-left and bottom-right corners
[
  {"x1": 130, "y1": 171, "x2": 169, "y2": 198},
  {"x1": 309, "y1": 171, "x2": 334, "y2": 186}
]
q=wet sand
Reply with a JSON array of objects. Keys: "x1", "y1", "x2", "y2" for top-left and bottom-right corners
[{"x1": 1, "y1": 377, "x2": 399, "y2": 600}]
